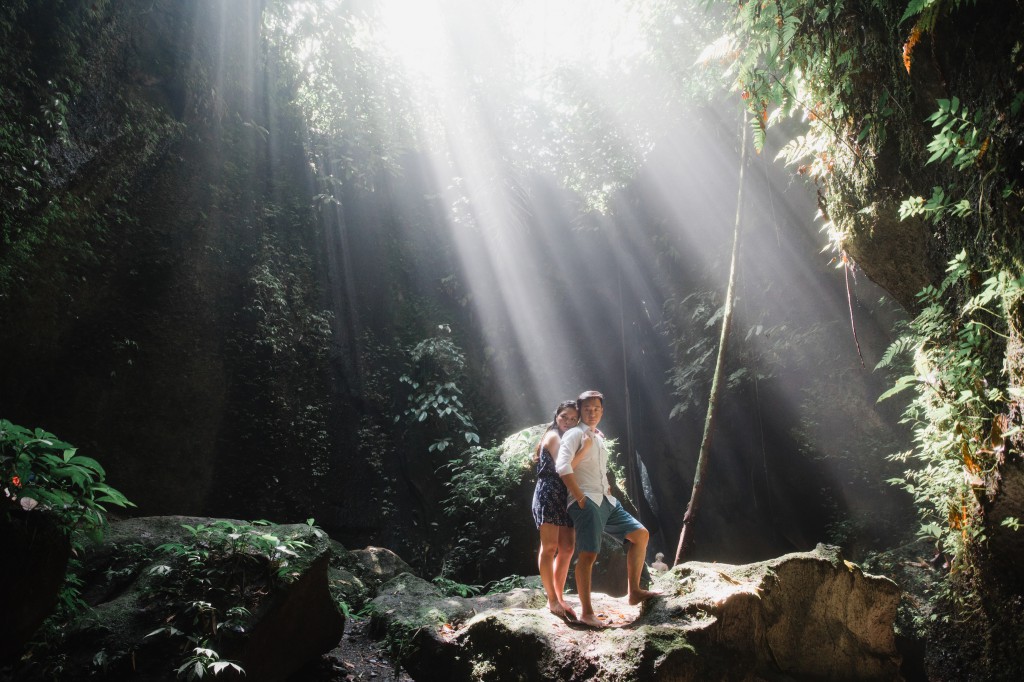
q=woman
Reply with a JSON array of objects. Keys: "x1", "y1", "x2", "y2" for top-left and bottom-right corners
[{"x1": 531, "y1": 400, "x2": 590, "y2": 621}]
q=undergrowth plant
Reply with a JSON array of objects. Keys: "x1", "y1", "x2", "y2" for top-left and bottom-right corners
[
  {"x1": 430, "y1": 573, "x2": 532, "y2": 599},
  {"x1": 431, "y1": 576, "x2": 482, "y2": 598},
  {"x1": 2, "y1": 419, "x2": 134, "y2": 675},
  {"x1": 175, "y1": 644, "x2": 244, "y2": 682},
  {"x1": 145, "y1": 520, "x2": 320, "y2": 679},
  {"x1": 878, "y1": 250, "x2": 1023, "y2": 608},
  {"x1": 438, "y1": 428, "x2": 536, "y2": 580}
]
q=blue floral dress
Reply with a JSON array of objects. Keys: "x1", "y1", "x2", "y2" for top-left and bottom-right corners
[{"x1": 531, "y1": 446, "x2": 573, "y2": 528}]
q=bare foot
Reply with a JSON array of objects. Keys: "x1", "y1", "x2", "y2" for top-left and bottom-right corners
[
  {"x1": 548, "y1": 602, "x2": 568, "y2": 619},
  {"x1": 578, "y1": 612, "x2": 605, "y2": 628},
  {"x1": 559, "y1": 601, "x2": 578, "y2": 622},
  {"x1": 627, "y1": 588, "x2": 663, "y2": 605}
]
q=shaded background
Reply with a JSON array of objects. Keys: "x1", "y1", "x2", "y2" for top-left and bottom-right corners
[{"x1": 0, "y1": 0, "x2": 914, "y2": 580}]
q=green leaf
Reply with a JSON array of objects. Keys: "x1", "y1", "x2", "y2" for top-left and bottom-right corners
[
  {"x1": 878, "y1": 374, "x2": 918, "y2": 402},
  {"x1": 1011, "y1": 92, "x2": 1024, "y2": 117},
  {"x1": 67, "y1": 454, "x2": 105, "y2": 475},
  {"x1": 900, "y1": 0, "x2": 929, "y2": 25}
]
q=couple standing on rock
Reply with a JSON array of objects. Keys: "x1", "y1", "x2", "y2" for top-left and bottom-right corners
[{"x1": 531, "y1": 390, "x2": 660, "y2": 627}]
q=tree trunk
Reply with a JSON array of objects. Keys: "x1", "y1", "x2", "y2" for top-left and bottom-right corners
[{"x1": 673, "y1": 117, "x2": 748, "y2": 567}]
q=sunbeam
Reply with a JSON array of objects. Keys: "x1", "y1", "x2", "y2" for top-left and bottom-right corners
[
  {"x1": 267, "y1": 0, "x2": 911, "y2": 564},
  {"x1": 8, "y1": 1, "x2": 1024, "y2": 674},
  {"x1": 359, "y1": 0, "x2": 698, "y2": 419}
]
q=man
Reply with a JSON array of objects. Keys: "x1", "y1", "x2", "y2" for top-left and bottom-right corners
[{"x1": 555, "y1": 390, "x2": 660, "y2": 627}]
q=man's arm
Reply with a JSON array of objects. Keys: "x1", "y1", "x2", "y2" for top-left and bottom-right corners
[
  {"x1": 560, "y1": 471, "x2": 587, "y2": 508},
  {"x1": 556, "y1": 428, "x2": 587, "y2": 508}
]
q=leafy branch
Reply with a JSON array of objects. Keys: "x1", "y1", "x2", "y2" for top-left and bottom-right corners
[
  {"x1": 394, "y1": 332, "x2": 480, "y2": 453},
  {"x1": 1, "y1": 419, "x2": 134, "y2": 542}
]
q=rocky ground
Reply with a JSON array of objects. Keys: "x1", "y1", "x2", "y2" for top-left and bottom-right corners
[
  {"x1": 4, "y1": 515, "x2": 916, "y2": 681},
  {"x1": 298, "y1": 617, "x2": 413, "y2": 682}
]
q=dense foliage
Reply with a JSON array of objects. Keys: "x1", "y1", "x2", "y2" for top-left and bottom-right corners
[
  {"x1": 879, "y1": 251, "x2": 1022, "y2": 585},
  {"x1": 11, "y1": 518, "x2": 333, "y2": 681},
  {"x1": 2, "y1": 419, "x2": 133, "y2": 675},
  {"x1": 145, "y1": 520, "x2": 319, "y2": 679},
  {"x1": 438, "y1": 428, "x2": 538, "y2": 582}
]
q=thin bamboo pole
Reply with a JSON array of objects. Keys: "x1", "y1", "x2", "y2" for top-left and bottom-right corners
[{"x1": 673, "y1": 115, "x2": 748, "y2": 567}]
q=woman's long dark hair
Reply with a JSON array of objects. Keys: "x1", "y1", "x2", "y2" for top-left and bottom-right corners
[{"x1": 535, "y1": 399, "x2": 578, "y2": 461}]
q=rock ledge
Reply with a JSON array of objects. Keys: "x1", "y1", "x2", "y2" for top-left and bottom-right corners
[{"x1": 370, "y1": 544, "x2": 901, "y2": 681}]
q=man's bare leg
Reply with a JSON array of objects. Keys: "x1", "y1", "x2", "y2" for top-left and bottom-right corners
[
  {"x1": 574, "y1": 550, "x2": 603, "y2": 627},
  {"x1": 624, "y1": 527, "x2": 662, "y2": 605}
]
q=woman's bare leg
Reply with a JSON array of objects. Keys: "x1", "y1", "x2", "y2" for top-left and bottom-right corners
[
  {"x1": 538, "y1": 524, "x2": 567, "y2": 616},
  {"x1": 554, "y1": 527, "x2": 577, "y2": 619}
]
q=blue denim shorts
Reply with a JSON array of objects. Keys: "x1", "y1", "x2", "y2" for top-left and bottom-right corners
[{"x1": 567, "y1": 497, "x2": 644, "y2": 554}]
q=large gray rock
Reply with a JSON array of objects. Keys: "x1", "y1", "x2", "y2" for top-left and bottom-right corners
[
  {"x1": 327, "y1": 542, "x2": 415, "y2": 614},
  {"x1": 370, "y1": 544, "x2": 901, "y2": 681},
  {"x1": 350, "y1": 545, "x2": 415, "y2": 590}
]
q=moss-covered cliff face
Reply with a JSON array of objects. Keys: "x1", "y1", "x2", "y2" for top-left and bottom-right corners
[
  {"x1": 0, "y1": 1, "x2": 514, "y2": 566},
  {"x1": 819, "y1": 2, "x2": 1024, "y2": 309},
  {"x1": 0, "y1": 0, "x2": 347, "y2": 521},
  {"x1": 721, "y1": 1, "x2": 1023, "y2": 307},
  {"x1": 798, "y1": 1, "x2": 1024, "y2": 569}
]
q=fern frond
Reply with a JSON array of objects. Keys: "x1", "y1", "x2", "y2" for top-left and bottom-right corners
[
  {"x1": 696, "y1": 34, "x2": 737, "y2": 66},
  {"x1": 876, "y1": 335, "x2": 918, "y2": 370}
]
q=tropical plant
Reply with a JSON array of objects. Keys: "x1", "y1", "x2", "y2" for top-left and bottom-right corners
[
  {"x1": 151, "y1": 520, "x2": 315, "y2": 586},
  {"x1": 174, "y1": 643, "x2": 244, "y2": 681},
  {"x1": 437, "y1": 429, "x2": 536, "y2": 580},
  {"x1": 484, "y1": 574, "x2": 532, "y2": 594},
  {"x1": 431, "y1": 576, "x2": 482, "y2": 598},
  {"x1": 898, "y1": 94, "x2": 1022, "y2": 225},
  {"x1": 1, "y1": 419, "x2": 133, "y2": 541}
]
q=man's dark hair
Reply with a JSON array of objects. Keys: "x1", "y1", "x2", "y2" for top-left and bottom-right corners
[{"x1": 576, "y1": 390, "x2": 604, "y2": 411}]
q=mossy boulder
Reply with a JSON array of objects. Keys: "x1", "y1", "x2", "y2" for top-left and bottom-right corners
[
  {"x1": 14, "y1": 516, "x2": 344, "y2": 681},
  {"x1": 327, "y1": 542, "x2": 415, "y2": 613}
]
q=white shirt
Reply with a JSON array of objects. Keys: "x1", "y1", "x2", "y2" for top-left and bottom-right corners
[{"x1": 555, "y1": 423, "x2": 617, "y2": 508}]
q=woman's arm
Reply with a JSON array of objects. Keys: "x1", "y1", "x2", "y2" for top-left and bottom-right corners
[
  {"x1": 540, "y1": 431, "x2": 560, "y2": 462},
  {"x1": 570, "y1": 432, "x2": 592, "y2": 469}
]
